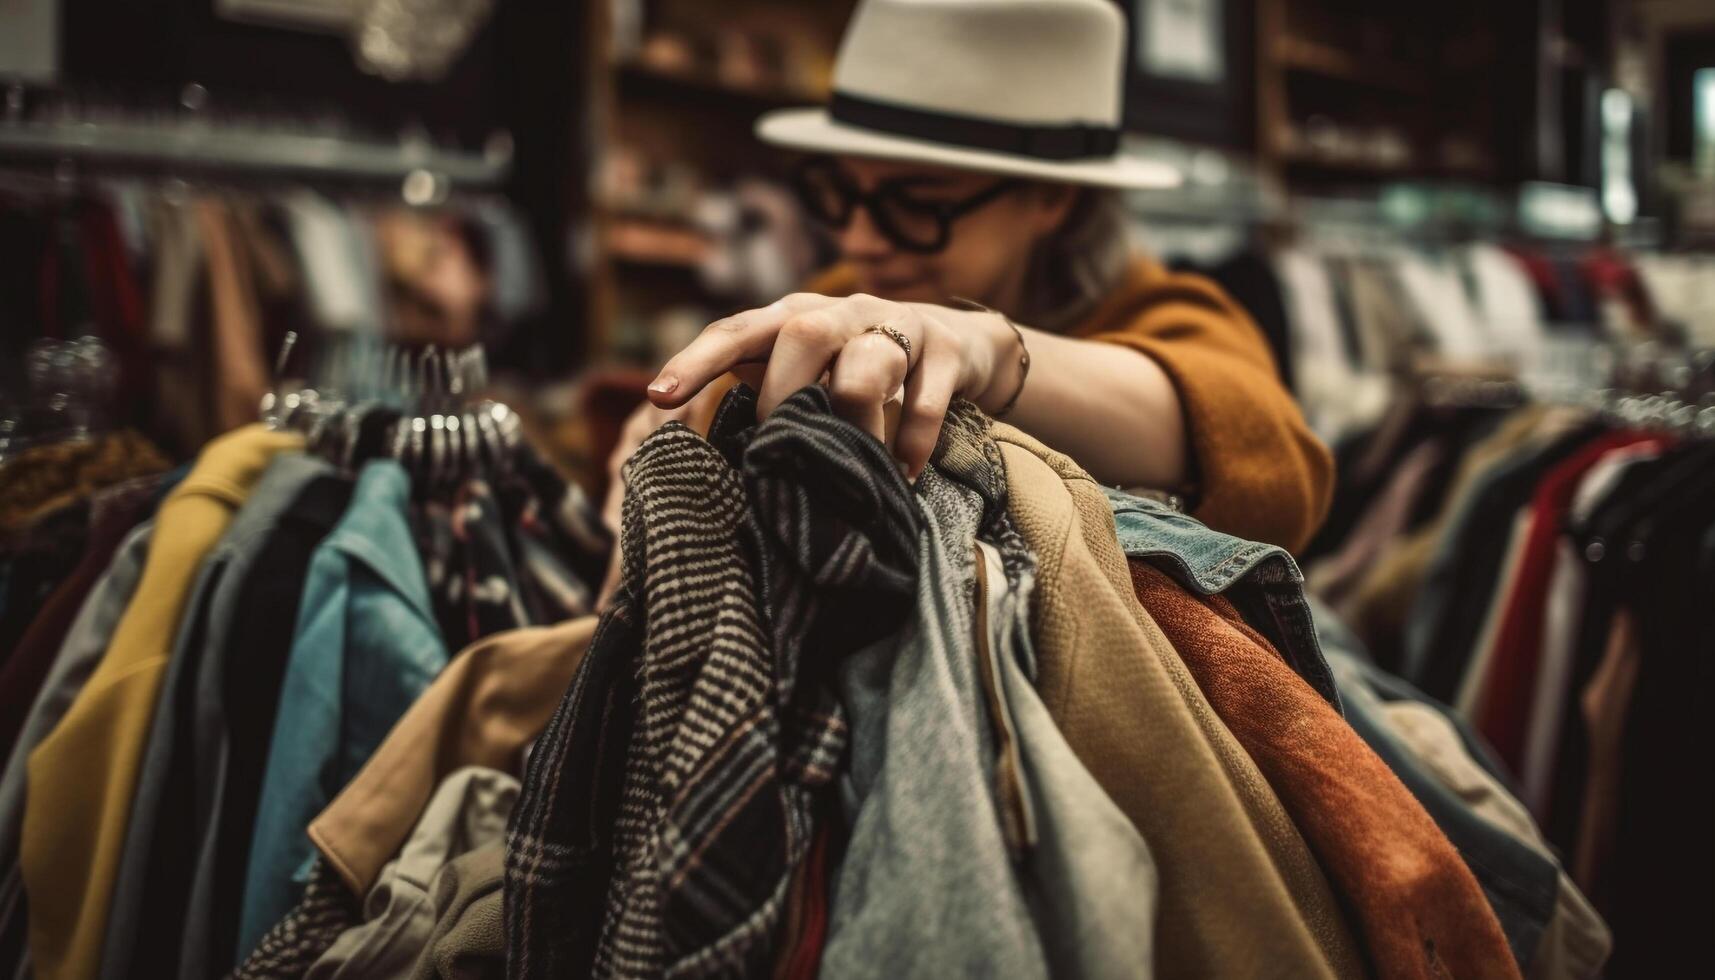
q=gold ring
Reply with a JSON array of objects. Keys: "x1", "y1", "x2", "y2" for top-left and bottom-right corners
[{"x1": 862, "y1": 323, "x2": 912, "y2": 363}]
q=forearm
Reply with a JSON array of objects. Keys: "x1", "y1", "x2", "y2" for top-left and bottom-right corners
[{"x1": 936, "y1": 305, "x2": 1189, "y2": 490}]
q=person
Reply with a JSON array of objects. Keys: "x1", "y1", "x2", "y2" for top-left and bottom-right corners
[{"x1": 605, "y1": 0, "x2": 1331, "y2": 561}]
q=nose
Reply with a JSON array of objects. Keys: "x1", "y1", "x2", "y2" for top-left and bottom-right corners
[{"x1": 837, "y1": 204, "x2": 893, "y2": 261}]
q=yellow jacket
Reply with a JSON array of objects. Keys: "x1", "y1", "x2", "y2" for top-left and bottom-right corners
[{"x1": 22, "y1": 424, "x2": 302, "y2": 980}]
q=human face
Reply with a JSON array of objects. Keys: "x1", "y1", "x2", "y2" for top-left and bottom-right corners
[{"x1": 810, "y1": 156, "x2": 1075, "y2": 310}]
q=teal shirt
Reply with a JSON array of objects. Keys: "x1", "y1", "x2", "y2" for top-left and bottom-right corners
[{"x1": 237, "y1": 461, "x2": 447, "y2": 954}]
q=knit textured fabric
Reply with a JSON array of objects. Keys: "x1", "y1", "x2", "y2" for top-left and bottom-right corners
[
  {"x1": 1129, "y1": 560, "x2": 1520, "y2": 980},
  {"x1": 228, "y1": 860, "x2": 360, "y2": 980}
]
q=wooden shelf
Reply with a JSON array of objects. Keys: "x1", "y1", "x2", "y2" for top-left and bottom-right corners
[
  {"x1": 604, "y1": 217, "x2": 711, "y2": 268},
  {"x1": 614, "y1": 63, "x2": 825, "y2": 115},
  {"x1": 1274, "y1": 37, "x2": 1430, "y2": 96}
]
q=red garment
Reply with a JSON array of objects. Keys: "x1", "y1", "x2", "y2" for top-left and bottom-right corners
[
  {"x1": 1474, "y1": 431, "x2": 1665, "y2": 769},
  {"x1": 1129, "y1": 560, "x2": 1519, "y2": 980},
  {"x1": 784, "y1": 825, "x2": 831, "y2": 980},
  {"x1": 1579, "y1": 248, "x2": 1654, "y2": 329}
]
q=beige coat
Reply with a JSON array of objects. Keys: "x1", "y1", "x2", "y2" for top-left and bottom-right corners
[{"x1": 991, "y1": 422, "x2": 1366, "y2": 979}]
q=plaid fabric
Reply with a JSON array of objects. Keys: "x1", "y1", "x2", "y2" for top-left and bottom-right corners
[
  {"x1": 505, "y1": 385, "x2": 919, "y2": 980},
  {"x1": 504, "y1": 599, "x2": 642, "y2": 980},
  {"x1": 226, "y1": 859, "x2": 359, "y2": 980},
  {"x1": 415, "y1": 446, "x2": 608, "y2": 649}
]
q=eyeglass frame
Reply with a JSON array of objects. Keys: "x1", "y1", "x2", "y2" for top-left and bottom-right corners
[{"x1": 790, "y1": 156, "x2": 1026, "y2": 254}]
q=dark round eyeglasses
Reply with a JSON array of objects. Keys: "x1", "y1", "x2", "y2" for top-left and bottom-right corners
[{"x1": 791, "y1": 157, "x2": 1024, "y2": 254}]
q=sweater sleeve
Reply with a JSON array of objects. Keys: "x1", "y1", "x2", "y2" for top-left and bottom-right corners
[{"x1": 1079, "y1": 266, "x2": 1333, "y2": 553}]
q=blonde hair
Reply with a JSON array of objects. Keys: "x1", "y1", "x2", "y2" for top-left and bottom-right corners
[{"x1": 1015, "y1": 186, "x2": 1132, "y2": 331}]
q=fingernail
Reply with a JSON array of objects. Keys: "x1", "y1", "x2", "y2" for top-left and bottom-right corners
[{"x1": 648, "y1": 374, "x2": 678, "y2": 395}]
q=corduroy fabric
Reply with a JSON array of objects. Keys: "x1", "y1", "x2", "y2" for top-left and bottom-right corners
[
  {"x1": 989, "y1": 422, "x2": 1365, "y2": 979},
  {"x1": 806, "y1": 258, "x2": 1332, "y2": 551},
  {"x1": 1131, "y1": 561, "x2": 1520, "y2": 980}
]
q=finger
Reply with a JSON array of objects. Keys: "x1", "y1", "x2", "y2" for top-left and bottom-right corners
[
  {"x1": 757, "y1": 307, "x2": 866, "y2": 418},
  {"x1": 895, "y1": 340, "x2": 961, "y2": 481},
  {"x1": 826, "y1": 329, "x2": 911, "y2": 446},
  {"x1": 648, "y1": 294, "x2": 833, "y2": 408}
]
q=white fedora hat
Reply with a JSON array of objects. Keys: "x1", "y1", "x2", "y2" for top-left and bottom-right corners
[{"x1": 757, "y1": 0, "x2": 1181, "y2": 190}]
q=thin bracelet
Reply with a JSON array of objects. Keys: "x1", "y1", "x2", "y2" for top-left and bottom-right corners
[{"x1": 948, "y1": 296, "x2": 1030, "y2": 418}]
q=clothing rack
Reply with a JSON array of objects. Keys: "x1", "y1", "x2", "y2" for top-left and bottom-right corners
[
  {"x1": 264, "y1": 334, "x2": 525, "y2": 487},
  {"x1": 1418, "y1": 339, "x2": 1715, "y2": 439}
]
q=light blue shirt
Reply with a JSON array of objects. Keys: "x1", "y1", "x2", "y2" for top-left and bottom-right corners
[{"x1": 237, "y1": 461, "x2": 448, "y2": 954}]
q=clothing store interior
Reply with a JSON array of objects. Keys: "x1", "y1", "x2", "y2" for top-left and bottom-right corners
[{"x1": 2, "y1": 0, "x2": 1714, "y2": 977}]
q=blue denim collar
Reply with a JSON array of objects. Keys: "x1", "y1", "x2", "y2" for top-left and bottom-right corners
[
  {"x1": 323, "y1": 460, "x2": 436, "y2": 625},
  {"x1": 1102, "y1": 487, "x2": 1341, "y2": 711}
]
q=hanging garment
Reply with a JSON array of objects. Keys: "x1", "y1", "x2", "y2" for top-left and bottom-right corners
[
  {"x1": 416, "y1": 480, "x2": 535, "y2": 646},
  {"x1": 1377, "y1": 703, "x2": 1611, "y2": 980},
  {"x1": 228, "y1": 608, "x2": 590, "y2": 980},
  {"x1": 281, "y1": 192, "x2": 384, "y2": 335},
  {"x1": 818, "y1": 404, "x2": 1047, "y2": 979},
  {"x1": 306, "y1": 767, "x2": 518, "y2": 980},
  {"x1": 408, "y1": 844, "x2": 504, "y2": 980},
  {"x1": 232, "y1": 859, "x2": 363, "y2": 980},
  {"x1": 1520, "y1": 443, "x2": 1661, "y2": 817},
  {"x1": 1394, "y1": 251, "x2": 1490, "y2": 360},
  {"x1": 1308, "y1": 439, "x2": 1445, "y2": 610},
  {"x1": 1341, "y1": 405, "x2": 1561, "y2": 667},
  {"x1": 0, "y1": 430, "x2": 168, "y2": 537},
  {"x1": 193, "y1": 200, "x2": 273, "y2": 437},
  {"x1": 1131, "y1": 561, "x2": 1517, "y2": 979},
  {"x1": 1601, "y1": 482, "x2": 1715, "y2": 976},
  {"x1": 773, "y1": 826, "x2": 832, "y2": 980},
  {"x1": 307, "y1": 616, "x2": 595, "y2": 903},
  {"x1": 506, "y1": 385, "x2": 920, "y2": 979},
  {"x1": 1403, "y1": 422, "x2": 1604, "y2": 700},
  {"x1": 1103, "y1": 488, "x2": 1340, "y2": 707},
  {"x1": 0, "y1": 472, "x2": 165, "y2": 760},
  {"x1": 21, "y1": 424, "x2": 301, "y2": 980},
  {"x1": 1461, "y1": 244, "x2": 1547, "y2": 359},
  {"x1": 183, "y1": 466, "x2": 358, "y2": 978},
  {"x1": 990, "y1": 423, "x2": 1363, "y2": 978},
  {"x1": 977, "y1": 540, "x2": 1159, "y2": 979},
  {"x1": 1317, "y1": 620, "x2": 1609, "y2": 980},
  {"x1": 0, "y1": 498, "x2": 92, "y2": 665},
  {"x1": 1274, "y1": 249, "x2": 1391, "y2": 445},
  {"x1": 1472, "y1": 432, "x2": 1665, "y2": 771},
  {"x1": 239, "y1": 460, "x2": 449, "y2": 957},
  {"x1": 99, "y1": 454, "x2": 339, "y2": 980},
  {"x1": 0, "y1": 518, "x2": 156, "y2": 978},
  {"x1": 414, "y1": 455, "x2": 607, "y2": 651}
]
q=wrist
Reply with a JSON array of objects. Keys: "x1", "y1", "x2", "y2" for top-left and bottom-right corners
[{"x1": 969, "y1": 310, "x2": 1021, "y2": 413}]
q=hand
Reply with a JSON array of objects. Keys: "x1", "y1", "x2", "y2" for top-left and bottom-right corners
[{"x1": 646, "y1": 293, "x2": 1006, "y2": 479}]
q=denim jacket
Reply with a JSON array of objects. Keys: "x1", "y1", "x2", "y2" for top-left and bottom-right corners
[
  {"x1": 1102, "y1": 487, "x2": 1340, "y2": 711},
  {"x1": 238, "y1": 461, "x2": 448, "y2": 956}
]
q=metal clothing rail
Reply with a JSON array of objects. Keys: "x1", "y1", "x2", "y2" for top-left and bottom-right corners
[
  {"x1": 0, "y1": 83, "x2": 512, "y2": 190},
  {"x1": 0, "y1": 119, "x2": 512, "y2": 187}
]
